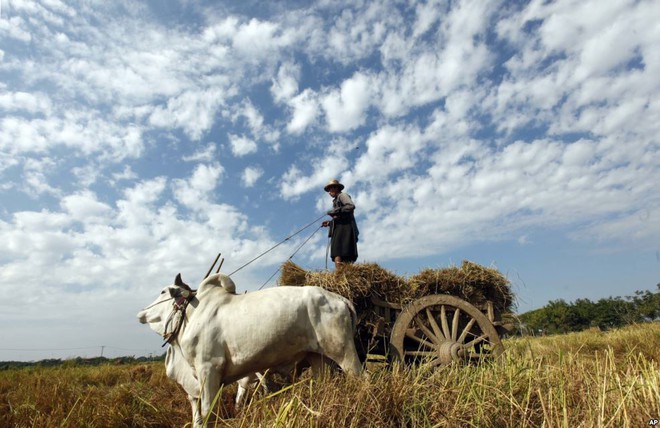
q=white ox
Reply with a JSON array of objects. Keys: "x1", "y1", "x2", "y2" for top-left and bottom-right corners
[{"x1": 137, "y1": 273, "x2": 362, "y2": 426}]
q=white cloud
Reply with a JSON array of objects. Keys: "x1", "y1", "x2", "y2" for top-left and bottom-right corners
[
  {"x1": 517, "y1": 235, "x2": 531, "y2": 245},
  {"x1": 148, "y1": 89, "x2": 225, "y2": 141},
  {"x1": 22, "y1": 157, "x2": 61, "y2": 197},
  {"x1": 228, "y1": 134, "x2": 257, "y2": 157},
  {"x1": 183, "y1": 143, "x2": 217, "y2": 162},
  {"x1": 172, "y1": 163, "x2": 223, "y2": 209},
  {"x1": 562, "y1": 139, "x2": 596, "y2": 166},
  {"x1": 352, "y1": 132, "x2": 658, "y2": 261},
  {"x1": 60, "y1": 190, "x2": 112, "y2": 222},
  {"x1": 242, "y1": 166, "x2": 264, "y2": 187},
  {"x1": 231, "y1": 18, "x2": 293, "y2": 59},
  {"x1": 0, "y1": 152, "x2": 19, "y2": 177},
  {"x1": 412, "y1": 0, "x2": 444, "y2": 38},
  {"x1": 271, "y1": 62, "x2": 300, "y2": 103},
  {"x1": 281, "y1": 138, "x2": 352, "y2": 199},
  {"x1": 352, "y1": 123, "x2": 428, "y2": 184},
  {"x1": 71, "y1": 164, "x2": 100, "y2": 188},
  {"x1": 324, "y1": 2, "x2": 400, "y2": 64},
  {"x1": 0, "y1": 114, "x2": 144, "y2": 161},
  {"x1": 490, "y1": 0, "x2": 659, "y2": 139},
  {"x1": 240, "y1": 100, "x2": 264, "y2": 135},
  {"x1": 322, "y1": 72, "x2": 372, "y2": 132},
  {"x1": 287, "y1": 88, "x2": 320, "y2": 134},
  {"x1": 117, "y1": 177, "x2": 167, "y2": 226},
  {"x1": 379, "y1": 30, "x2": 410, "y2": 66},
  {"x1": 2, "y1": 0, "x2": 660, "y2": 360},
  {"x1": 571, "y1": 206, "x2": 660, "y2": 251},
  {"x1": 0, "y1": 90, "x2": 52, "y2": 115},
  {"x1": 0, "y1": 171, "x2": 298, "y2": 357},
  {"x1": 229, "y1": 99, "x2": 278, "y2": 146},
  {"x1": 0, "y1": 15, "x2": 32, "y2": 42},
  {"x1": 111, "y1": 165, "x2": 138, "y2": 183}
]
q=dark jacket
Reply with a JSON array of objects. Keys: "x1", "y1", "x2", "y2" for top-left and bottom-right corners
[{"x1": 328, "y1": 192, "x2": 359, "y2": 262}]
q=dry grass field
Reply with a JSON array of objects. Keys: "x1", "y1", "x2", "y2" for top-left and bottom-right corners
[{"x1": 1, "y1": 322, "x2": 658, "y2": 427}]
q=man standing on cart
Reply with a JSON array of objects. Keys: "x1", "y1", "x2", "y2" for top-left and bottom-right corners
[{"x1": 321, "y1": 179, "x2": 359, "y2": 269}]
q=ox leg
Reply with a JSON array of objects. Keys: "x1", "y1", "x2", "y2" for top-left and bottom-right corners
[
  {"x1": 256, "y1": 372, "x2": 271, "y2": 395},
  {"x1": 189, "y1": 395, "x2": 202, "y2": 428},
  {"x1": 235, "y1": 373, "x2": 258, "y2": 409},
  {"x1": 306, "y1": 353, "x2": 334, "y2": 379},
  {"x1": 198, "y1": 364, "x2": 222, "y2": 426},
  {"x1": 235, "y1": 382, "x2": 248, "y2": 409}
]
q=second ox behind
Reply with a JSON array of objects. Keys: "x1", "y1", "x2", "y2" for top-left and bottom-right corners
[{"x1": 137, "y1": 272, "x2": 362, "y2": 427}]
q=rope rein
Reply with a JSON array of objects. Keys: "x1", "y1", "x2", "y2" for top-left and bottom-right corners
[
  {"x1": 258, "y1": 223, "x2": 324, "y2": 290},
  {"x1": 227, "y1": 214, "x2": 326, "y2": 277}
]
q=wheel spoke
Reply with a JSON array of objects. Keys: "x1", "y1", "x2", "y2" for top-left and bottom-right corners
[
  {"x1": 464, "y1": 333, "x2": 489, "y2": 349},
  {"x1": 451, "y1": 308, "x2": 460, "y2": 341},
  {"x1": 426, "y1": 357, "x2": 446, "y2": 368},
  {"x1": 440, "y1": 305, "x2": 451, "y2": 339},
  {"x1": 426, "y1": 308, "x2": 445, "y2": 340},
  {"x1": 457, "y1": 318, "x2": 476, "y2": 343},
  {"x1": 405, "y1": 330, "x2": 436, "y2": 350},
  {"x1": 465, "y1": 352, "x2": 490, "y2": 360},
  {"x1": 390, "y1": 295, "x2": 504, "y2": 368},
  {"x1": 404, "y1": 350, "x2": 437, "y2": 357},
  {"x1": 413, "y1": 315, "x2": 442, "y2": 345}
]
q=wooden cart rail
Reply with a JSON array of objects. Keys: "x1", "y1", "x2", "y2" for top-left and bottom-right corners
[{"x1": 369, "y1": 295, "x2": 508, "y2": 328}]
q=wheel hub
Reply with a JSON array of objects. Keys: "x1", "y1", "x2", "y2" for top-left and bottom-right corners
[{"x1": 437, "y1": 341, "x2": 465, "y2": 364}]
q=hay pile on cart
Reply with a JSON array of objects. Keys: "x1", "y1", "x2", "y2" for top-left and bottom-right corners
[
  {"x1": 279, "y1": 260, "x2": 515, "y2": 366},
  {"x1": 279, "y1": 260, "x2": 514, "y2": 314}
]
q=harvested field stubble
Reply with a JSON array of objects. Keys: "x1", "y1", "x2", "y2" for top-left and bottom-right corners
[{"x1": 2, "y1": 324, "x2": 658, "y2": 427}]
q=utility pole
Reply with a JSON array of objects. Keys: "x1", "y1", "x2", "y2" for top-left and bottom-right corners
[{"x1": 100, "y1": 345, "x2": 105, "y2": 357}]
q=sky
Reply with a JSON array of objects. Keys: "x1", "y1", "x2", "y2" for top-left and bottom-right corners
[{"x1": 0, "y1": 0, "x2": 658, "y2": 361}]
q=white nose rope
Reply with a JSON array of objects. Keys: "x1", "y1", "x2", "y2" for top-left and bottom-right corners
[{"x1": 141, "y1": 296, "x2": 174, "y2": 311}]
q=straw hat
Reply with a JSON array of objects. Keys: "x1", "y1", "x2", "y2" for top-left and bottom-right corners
[{"x1": 324, "y1": 179, "x2": 345, "y2": 192}]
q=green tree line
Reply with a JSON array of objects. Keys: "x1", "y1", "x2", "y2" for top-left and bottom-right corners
[
  {"x1": 518, "y1": 284, "x2": 660, "y2": 335},
  {"x1": 0, "y1": 354, "x2": 165, "y2": 370}
]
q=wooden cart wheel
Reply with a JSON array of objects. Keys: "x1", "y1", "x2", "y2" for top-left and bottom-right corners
[{"x1": 390, "y1": 295, "x2": 504, "y2": 366}]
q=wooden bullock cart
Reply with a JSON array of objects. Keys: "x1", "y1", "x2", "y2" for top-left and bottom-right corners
[{"x1": 280, "y1": 260, "x2": 514, "y2": 367}]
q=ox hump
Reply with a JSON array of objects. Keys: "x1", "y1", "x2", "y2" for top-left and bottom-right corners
[{"x1": 198, "y1": 273, "x2": 236, "y2": 294}]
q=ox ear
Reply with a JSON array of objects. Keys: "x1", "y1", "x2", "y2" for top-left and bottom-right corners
[{"x1": 174, "y1": 273, "x2": 192, "y2": 292}]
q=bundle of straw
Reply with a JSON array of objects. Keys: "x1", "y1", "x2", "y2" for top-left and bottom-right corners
[
  {"x1": 279, "y1": 261, "x2": 406, "y2": 303},
  {"x1": 305, "y1": 263, "x2": 407, "y2": 303},
  {"x1": 408, "y1": 260, "x2": 515, "y2": 314},
  {"x1": 278, "y1": 260, "x2": 515, "y2": 315},
  {"x1": 279, "y1": 260, "x2": 307, "y2": 286}
]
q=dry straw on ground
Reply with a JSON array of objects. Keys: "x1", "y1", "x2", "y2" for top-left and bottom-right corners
[
  {"x1": 2, "y1": 323, "x2": 658, "y2": 427},
  {"x1": 279, "y1": 260, "x2": 515, "y2": 314}
]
